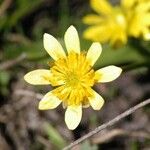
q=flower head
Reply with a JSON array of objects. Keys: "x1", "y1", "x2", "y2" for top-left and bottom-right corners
[
  {"x1": 24, "y1": 26, "x2": 122, "y2": 130},
  {"x1": 83, "y1": 0, "x2": 150, "y2": 47}
]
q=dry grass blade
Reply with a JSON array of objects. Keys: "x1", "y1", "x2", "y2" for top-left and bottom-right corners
[
  {"x1": 0, "y1": 0, "x2": 12, "y2": 17},
  {"x1": 92, "y1": 129, "x2": 150, "y2": 144},
  {"x1": 0, "y1": 53, "x2": 27, "y2": 70}
]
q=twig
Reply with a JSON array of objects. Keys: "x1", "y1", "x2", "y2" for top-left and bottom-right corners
[
  {"x1": 5, "y1": 33, "x2": 31, "y2": 45},
  {"x1": 63, "y1": 99, "x2": 150, "y2": 150},
  {"x1": 92, "y1": 129, "x2": 150, "y2": 144},
  {"x1": 0, "y1": 53, "x2": 26, "y2": 70}
]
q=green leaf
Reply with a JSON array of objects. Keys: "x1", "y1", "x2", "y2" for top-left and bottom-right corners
[
  {"x1": 81, "y1": 140, "x2": 98, "y2": 150},
  {"x1": 3, "y1": 41, "x2": 47, "y2": 60},
  {"x1": 0, "y1": 71, "x2": 10, "y2": 95},
  {"x1": 0, "y1": 71, "x2": 10, "y2": 86},
  {"x1": 44, "y1": 123, "x2": 66, "y2": 149},
  {"x1": 93, "y1": 44, "x2": 150, "y2": 71},
  {"x1": 0, "y1": 0, "x2": 43, "y2": 30}
]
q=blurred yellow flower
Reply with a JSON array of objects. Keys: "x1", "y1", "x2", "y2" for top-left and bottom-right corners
[
  {"x1": 24, "y1": 26, "x2": 122, "y2": 130},
  {"x1": 83, "y1": 0, "x2": 150, "y2": 47}
]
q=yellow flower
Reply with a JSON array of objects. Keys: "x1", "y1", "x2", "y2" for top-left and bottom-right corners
[
  {"x1": 123, "y1": 0, "x2": 150, "y2": 40},
  {"x1": 24, "y1": 26, "x2": 122, "y2": 130},
  {"x1": 83, "y1": 0, "x2": 150, "y2": 46}
]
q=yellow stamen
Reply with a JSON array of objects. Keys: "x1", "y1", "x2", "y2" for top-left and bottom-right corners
[{"x1": 50, "y1": 52, "x2": 95, "y2": 106}]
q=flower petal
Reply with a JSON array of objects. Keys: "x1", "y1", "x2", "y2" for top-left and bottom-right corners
[
  {"x1": 64, "y1": 25, "x2": 80, "y2": 54},
  {"x1": 83, "y1": 14, "x2": 103, "y2": 25},
  {"x1": 121, "y1": 0, "x2": 136, "y2": 9},
  {"x1": 90, "y1": 0, "x2": 112, "y2": 15},
  {"x1": 143, "y1": 28, "x2": 150, "y2": 40},
  {"x1": 86, "y1": 42, "x2": 102, "y2": 66},
  {"x1": 95, "y1": 66, "x2": 122, "y2": 82},
  {"x1": 83, "y1": 25, "x2": 112, "y2": 43},
  {"x1": 65, "y1": 105, "x2": 82, "y2": 130},
  {"x1": 109, "y1": 25, "x2": 127, "y2": 47},
  {"x1": 43, "y1": 33, "x2": 66, "y2": 60},
  {"x1": 24, "y1": 69, "x2": 52, "y2": 85},
  {"x1": 39, "y1": 92, "x2": 61, "y2": 110},
  {"x1": 88, "y1": 90, "x2": 104, "y2": 110}
]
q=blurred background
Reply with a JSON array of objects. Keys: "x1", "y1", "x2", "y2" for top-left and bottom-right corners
[{"x1": 0, "y1": 0, "x2": 150, "y2": 150}]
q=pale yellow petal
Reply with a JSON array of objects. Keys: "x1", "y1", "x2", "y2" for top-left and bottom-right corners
[
  {"x1": 65, "y1": 105, "x2": 82, "y2": 130},
  {"x1": 43, "y1": 33, "x2": 66, "y2": 60},
  {"x1": 86, "y1": 42, "x2": 102, "y2": 66},
  {"x1": 83, "y1": 14, "x2": 103, "y2": 25},
  {"x1": 88, "y1": 90, "x2": 104, "y2": 110},
  {"x1": 64, "y1": 25, "x2": 80, "y2": 54},
  {"x1": 39, "y1": 92, "x2": 61, "y2": 110},
  {"x1": 24, "y1": 69, "x2": 52, "y2": 85},
  {"x1": 95, "y1": 66, "x2": 122, "y2": 82},
  {"x1": 90, "y1": 0, "x2": 112, "y2": 15}
]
